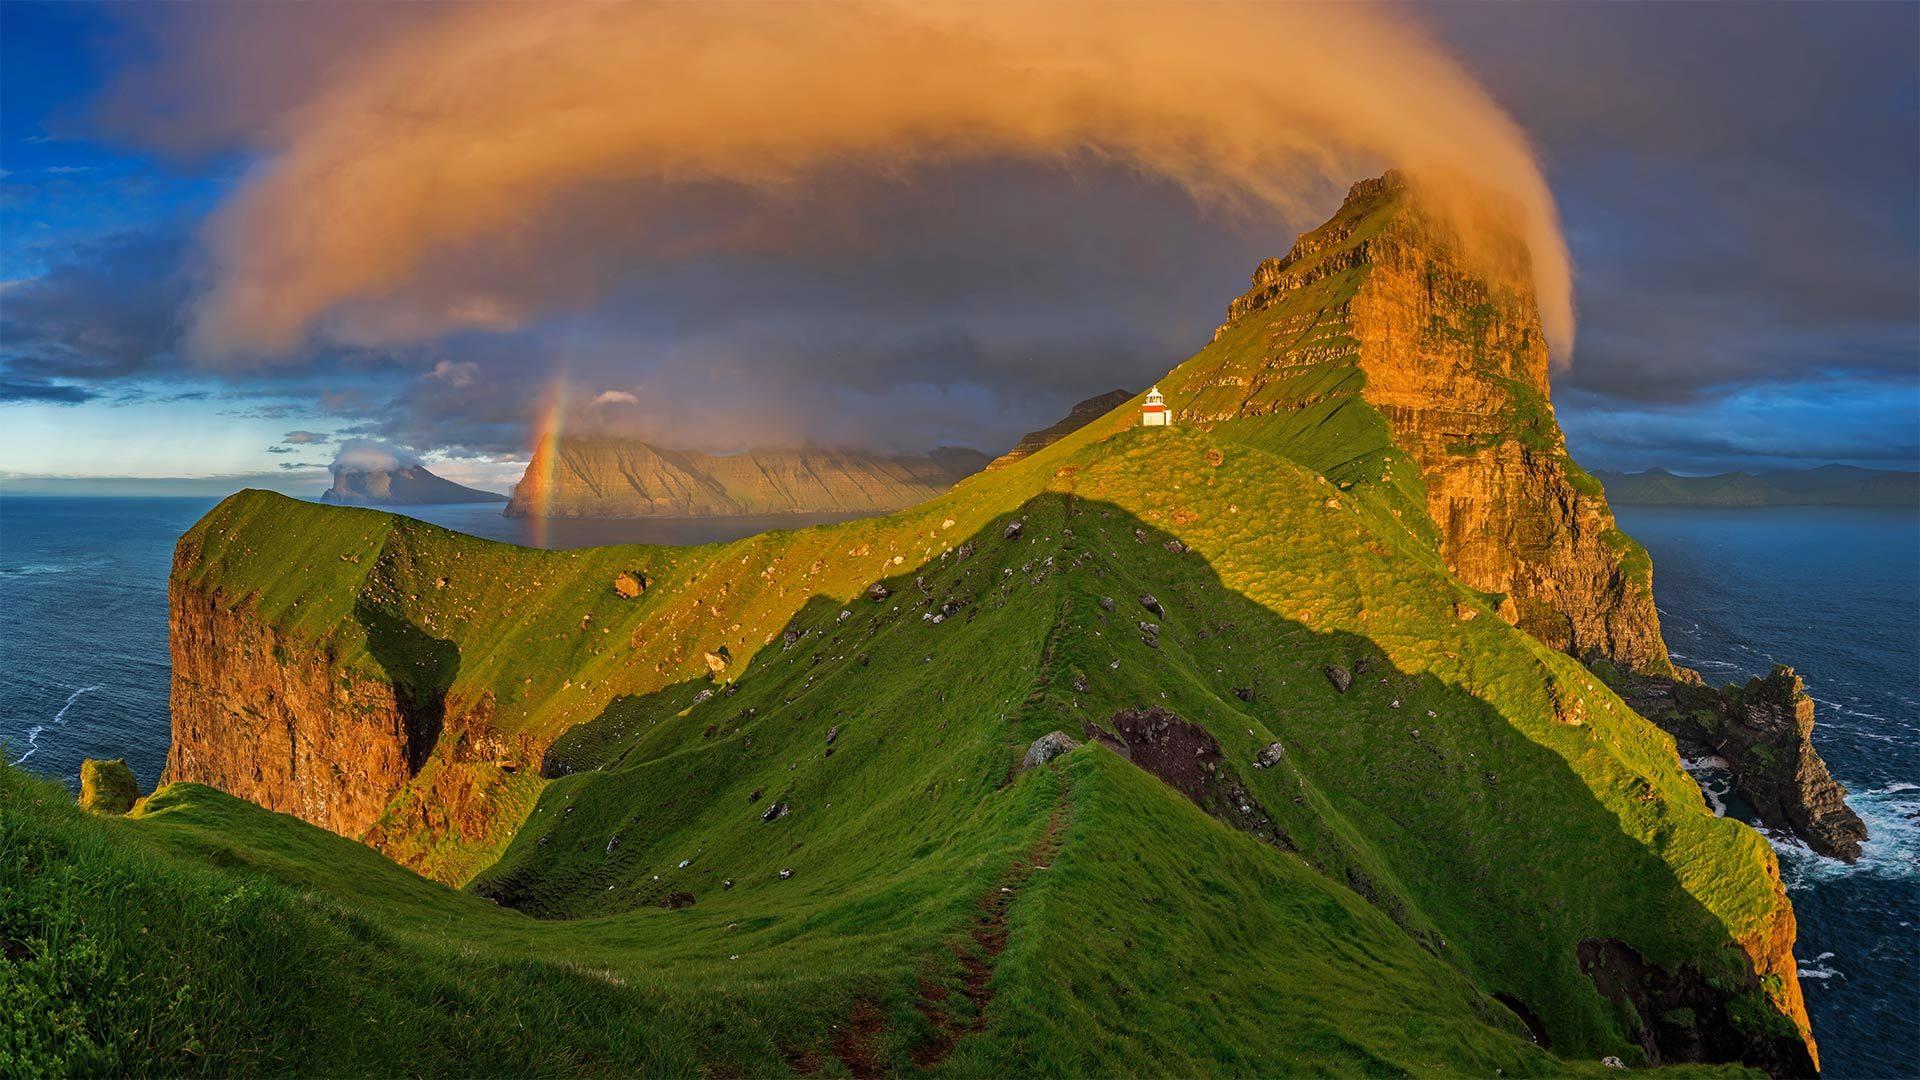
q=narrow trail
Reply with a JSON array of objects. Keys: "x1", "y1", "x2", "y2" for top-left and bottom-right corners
[
  {"x1": 911, "y1": 780, "x2": 1072, "y2": 1072},
  {"x1": 792, "y1": 775, "x2": 1073, "y2": 1077}
]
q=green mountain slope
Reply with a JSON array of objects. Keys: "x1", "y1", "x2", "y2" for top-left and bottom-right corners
[{"x1": 11, "y1": 176, "x2": 1825, "y2": 1075}]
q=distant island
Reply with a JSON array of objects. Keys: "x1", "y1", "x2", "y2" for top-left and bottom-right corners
[
  {"x1": 1596, "y1": 465, "x2": 1920, "y2": 508},
  {"x1": 323, "y1": 462, "x2": 506, "y2": 506}
]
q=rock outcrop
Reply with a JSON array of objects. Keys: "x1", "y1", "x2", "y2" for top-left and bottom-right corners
[
  {"x1": 78, "y1": 758, "x2": 138, "y2": 814},
  {"x1": 986, "y1": 389, "x2": 1134, "y2": 469},
  {"x1": 504, "y1": 437, "x2": 987, "y2": 519},
  {"x1": 1164, "y1": 172, "x2": 1669, "y2": 673},
  {"x1": 1629, "y1": 666, "x2": 1869, "y2": 862}
]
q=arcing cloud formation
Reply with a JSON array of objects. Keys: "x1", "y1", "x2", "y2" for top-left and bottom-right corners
[{"x1": 182, "y1": 1, "x2": 1574, "y2": 363}]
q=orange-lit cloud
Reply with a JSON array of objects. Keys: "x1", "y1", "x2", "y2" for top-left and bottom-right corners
[{"x1": 178, "y1": 2, "x2": 1575, "y2": 366}]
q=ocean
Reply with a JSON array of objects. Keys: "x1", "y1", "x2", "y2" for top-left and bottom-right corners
[{"x1": 2, "y1": 494, "x2": 1913, "y2": 1074}]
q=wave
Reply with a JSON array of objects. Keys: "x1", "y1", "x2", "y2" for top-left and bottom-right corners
[
  {"x1": 7, "y1": 684, "x2": 102, "y2": 766},
  {"x1": 0, "y1": 563, "x2": 71, "y2": 577},
  {"x1": 1776, "y1": 781, "x2": 1920, "y2": 889}
]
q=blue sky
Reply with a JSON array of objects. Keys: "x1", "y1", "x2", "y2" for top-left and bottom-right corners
[{"x1": 2, "y1": 1, "x2": 1915, "y2": 495}]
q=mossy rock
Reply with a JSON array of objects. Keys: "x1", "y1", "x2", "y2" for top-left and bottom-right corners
[{"x1": 79, "y1": 757, "x2": 138, "y2": 815}]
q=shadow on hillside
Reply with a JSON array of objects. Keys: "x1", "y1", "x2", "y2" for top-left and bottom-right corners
[
  {"x1": 353, "y1": 596, "x2": 459, "y2": 773},
  {"x1": 472, "y1": 494, "x2": 1809, "y2": 1072}
]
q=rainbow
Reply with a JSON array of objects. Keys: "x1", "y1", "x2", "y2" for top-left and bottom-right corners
[{"x1": 524, "y1": 378, "x2": 568, "y2": 548}]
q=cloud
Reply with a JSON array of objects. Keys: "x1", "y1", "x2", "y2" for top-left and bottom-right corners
[
  {"x1": 265, "y1": 445, "x2": 295, "y2": 454},
  {"x1": 150, "y1": 2, "x2": 1570, "y2": 364},
  {"x1": 43, "y1": 166, "x2": 97, "y2": 175},
  {"x1": 0, "y1": 377, "x2": 99, "y2": 404},
  {"x1": 328, "y1": 438, "x2": 419, "y2": 475},
  {"x1": 425, "y1": 359, "x2": 476, "y2": 387},
  {"x1": 280, "y1": 429, "x2": 329, "y2": 444},
  {"x1": 0, "y1": 231, "x2": 190, "y2": 381},
  {"x1": 591, "y1": 390, "x2": 637, "y2": 407}
]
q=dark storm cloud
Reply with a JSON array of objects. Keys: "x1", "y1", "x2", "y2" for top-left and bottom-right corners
[
  {"x1": 0, "y1": 230, "x2": 191, "y2": 381},
  {"x1": 14, "y1": 2, "x2": 1916, "y2": 474},
  {"x1": 1427, "y1": 2, "x2": 1920, "y2": 405},
  {"x1": 0, "y1": 376, "x2": 97, "y2": 404}
]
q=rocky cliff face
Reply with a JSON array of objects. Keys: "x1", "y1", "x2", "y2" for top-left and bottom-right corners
[
  {"x1": 165, "y1": 574, "x2": 420, "y2": 838},
  {"x1": 505, "y1": 437, "x2": 987, "y2": 518},
  {"x1": 1165, "y1": 173, "x2": 1669, "y2": 673}
]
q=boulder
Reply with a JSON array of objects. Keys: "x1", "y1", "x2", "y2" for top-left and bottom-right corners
[
  {"x1": 1099, "y1": 596, "x2": 1117, "y2": 612},
  {"x1": 1233, "y1": 686, "x2": 1256, "y2": 702},
  {"x1": 78, "y1": 758, "x2": 137, "y2": 814},
  {"x1": 1139, "y1": 594, "x2": 1164, "y2": 616},
  {"x1": 1253, "y1": 742, "x2": 1285, "y2": 769},
  {"x1": 1021, "y1": 731, "x2": 1082, "y2": 770},
  {"x1": 1323, "y1": 665, "x2": 1353, "y2": 694},
  {"x1": 704, "y1": 647, "x2": 732, "y2": 675},
  {"x1": 867, "y1": 582, "x2": 891, "y2": 602},
  {"x1": 1004, "y1": 520, "x2": 1024, "y2": 541},
  {"x1": 613, "y1": 571, "x2": 648, "y2": 599}
]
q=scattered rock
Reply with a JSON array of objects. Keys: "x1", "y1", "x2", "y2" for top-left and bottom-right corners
[
  {"x1": 867, "y1": 582, "x2": 891, "y2": 602},
  {"x1": 1253, "y1": 742, "x2": 1285, "y2": 769},
  {"x1": 1071, "y1": 673, "x2": 1090, "y2": 693},
  {"x1": 1323, "y1": 666, "x2": 1353, "y2": 694},
  {"x1": 1233, "y1": 686, "x2": 1255, "y2": 702},
  {"x1": 782, "y1": 628, "x2": 802, "y2": 647},
  {"x1": 78, "y1": 758, "x2": 137, "y2": 814},
  {"x1": 1139, "y1": 594, "x2": 1164, "y2": 616},
  {"x1": 613, "y1": 571, "x2": 649, "y2": 598},
  {"x1": 1099, "y1": 596, "x2": 1117, "y2": 612},
  {"x1": 1601, "y1": 1057, "x2": 1625, "y2": 1071},
  {"x1": 1164, "y1": 540, "x2": 1187, "y2": 554},
  {"x1": 660, "y1": 891, "x2": 696, "y2": 909},
  {"x1": 692, "y1": 689, "x2": 714, "y2": 705},
  {"x1": 778, "y1": 868, "x2": 794, "y2": 880},
  {"x1": 1021, "y1": 731, "x2": 1082, "y2": 770},
  {"x1": 704, "y1": 647, "x2": 732, "y2": 675},
  {"x1": 1004, "y1": 520, "x2": 1024, "y2": 541},
  {"x1": 1452, "y1": 600, "x2": 1478, "y2": 622},
  {"x1": 761, "y1": 802, "x2": 789, "y2": 822},
  {"x1": 825, "y1": 724, "x2": 841, "y2": 746}
]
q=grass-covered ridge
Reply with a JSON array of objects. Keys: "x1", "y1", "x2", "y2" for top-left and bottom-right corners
[{"x1": 23, "y1": 413, "x2": 1814, "y2": 1073}]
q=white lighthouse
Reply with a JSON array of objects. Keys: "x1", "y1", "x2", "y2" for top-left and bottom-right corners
[{"x1": 1140, "y1": 386, "x2": 1172, "y2": 427}]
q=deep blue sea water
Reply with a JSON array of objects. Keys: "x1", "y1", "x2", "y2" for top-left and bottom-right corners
[
  {"x1": 1614, "y1": 506, "x2": 1920, "y2": 1078},
  {"x1": 2, "y1": 494, "x2": 1913, "y2": 1074}
]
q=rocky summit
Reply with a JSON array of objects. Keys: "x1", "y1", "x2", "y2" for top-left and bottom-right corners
[
  {"x1": 503, "y1": 437, "x2": 988, "y2": 518},
  {"x1": 12, "y1": 174, "x2": 1854, "y2": 1077},
  {"x1": 323, "y1": 462, "x2": 506, "y2": 506}
]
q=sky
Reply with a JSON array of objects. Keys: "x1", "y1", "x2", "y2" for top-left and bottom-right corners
[{"x1": 2, "y1": 1, "x2": 1915, "y2": 496}]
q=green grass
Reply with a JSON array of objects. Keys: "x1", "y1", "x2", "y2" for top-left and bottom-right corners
[
  {"x1": 15, "y1": 179, "x2": 1804, "y2": 1076},
  {"x1": 11, "y1": 420, "x2": 1800, "y2": 1075}
]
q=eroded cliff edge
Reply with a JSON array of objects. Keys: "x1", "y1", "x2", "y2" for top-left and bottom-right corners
[{"x1": 1166, "y1": 172, "x2": 1668, "y2": 674}]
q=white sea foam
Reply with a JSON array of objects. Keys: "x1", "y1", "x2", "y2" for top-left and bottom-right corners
[
  {"x1": 7, "y1": 684, "x2": 101, "y2": 766},
  {"x1": 1776, "y1": 781, "x2": 1920, "y2": 889}
]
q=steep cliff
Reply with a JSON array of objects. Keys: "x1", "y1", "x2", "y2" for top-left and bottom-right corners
[
  {"x1": 504, "y1": 437, "x2": 987, "y2": 518},
  {"x1": 1157, "y1": 172, "x2": 1669, "y2": 673}
]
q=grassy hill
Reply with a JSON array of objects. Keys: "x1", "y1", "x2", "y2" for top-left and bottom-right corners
[
  {"x1": 6, "y1": 177, "x2": 1822, "y2": 1074},
  {"x1": 15, "y1": 425, "x2": 1812, "y2": 1075}
]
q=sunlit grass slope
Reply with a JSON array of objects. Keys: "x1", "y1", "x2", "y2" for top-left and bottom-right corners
[{"x1": 9, "y1": 416, "x2": 1806, "y2": 1075}]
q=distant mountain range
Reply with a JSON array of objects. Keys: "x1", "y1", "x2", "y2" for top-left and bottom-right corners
[
  {"x1": 504, "y1": 438, "x2": 989, "y2": 518},
  {"x1": 322, "y1": 464, "x2": 506, "y2": 506},
  {"x1": 1594, "y1": 465, "x2": 1920, "y2": 508}
]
